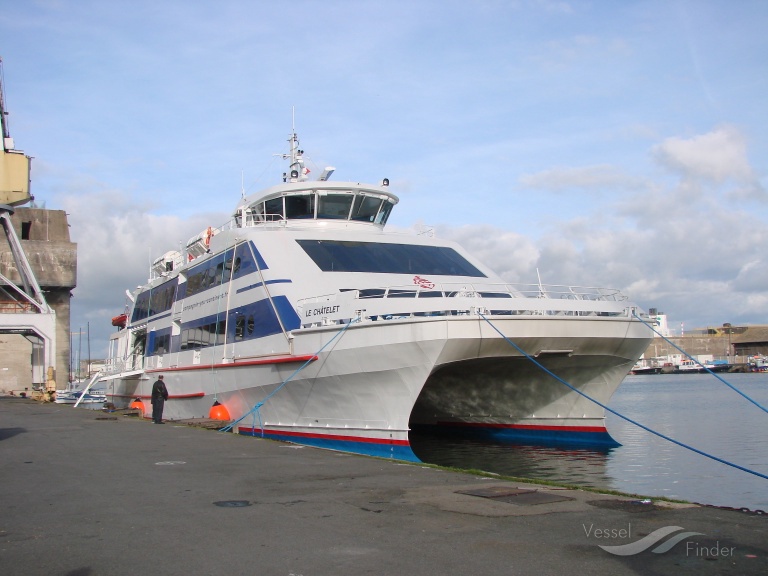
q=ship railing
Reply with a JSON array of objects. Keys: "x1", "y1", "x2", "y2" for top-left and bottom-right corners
[
  {"x1": 297, "y1": 283, "x2": 638, "y2": 328},
  {"x1": 230, "y1": 212, "x2": 287, "y2": 228},
  {"x1": 102, "y1": 353, "x2": 144, "y2": 375},
  {"x1": 348, "y1": 282, "x2": 627, "y2": 302}
]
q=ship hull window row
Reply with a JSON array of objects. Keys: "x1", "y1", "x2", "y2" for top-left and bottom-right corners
[
  {"x1": 133, "y1": 242, "x2": 269, "y2": 325},
  {"x1": 145, "y1": 296, "x2": 302, "y2": 356},
  {"x1": 132, "y1": 280, "x2": 178, "y2": 323},
  {"x1": 179, "y1": 241, "x2": 266, "y2": 300}
]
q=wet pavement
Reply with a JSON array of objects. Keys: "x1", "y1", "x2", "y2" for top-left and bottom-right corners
[{"x1": 1, "y1": 397, "x2": 765, "y2": 576}]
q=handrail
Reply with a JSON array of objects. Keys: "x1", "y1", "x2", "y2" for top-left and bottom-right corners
[{"x1": 299, "y1": 282, "x2": 627, "y2": 305}]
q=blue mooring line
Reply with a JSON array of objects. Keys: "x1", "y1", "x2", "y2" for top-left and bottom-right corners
[
  {"x1": 478, "y1": 312, "x2": 768, "y2": 482},
  {"x1": 630, "y1": 311, "x2": 768, "y2": 414},
  {"x1": 219, "y1": 318, "x2": 359, "y2": 434}
]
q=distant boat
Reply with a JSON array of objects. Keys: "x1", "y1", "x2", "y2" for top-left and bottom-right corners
[
  {"x1": 630, "y1": 359, "x2": 661, "y2": 375},
  {"x1": 54, "y1": 390, "x2": 106, "y2": 405},
  {"x1": 748, "y1": 356, "x2": 768, "y2": 372},
  {"x1": 630, "y1": 366, "x2": 661, "y2": 375},
  {"x1": 676, "y1": 360, "x2": 700, "y2": 374},
  {"x1": 702, "y1": 360, "x2": 731, "y2": 373},
  {"x1": 55, "y1": 376, "x2": 106, "y2": 406}
]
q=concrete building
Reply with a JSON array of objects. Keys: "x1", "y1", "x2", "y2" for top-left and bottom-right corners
[
  {"x1": 639, "y1": 324, "x2": 766, "y2": 365},
  {"x1": 731, "y1": 326, "x2": 768, "y2": 357},
  {"x1": 0, "y1": 207, "x2": 77, "y2": 392}
]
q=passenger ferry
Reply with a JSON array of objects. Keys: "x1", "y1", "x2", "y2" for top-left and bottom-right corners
[{"x1": 101, "y1": 131, "x2": 653, "y2": 460}]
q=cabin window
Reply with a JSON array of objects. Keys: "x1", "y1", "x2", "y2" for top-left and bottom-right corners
[
  {"x1": 248, "y1": 203, "x2": 265, "y2": 224},
  {"x1": 417, "y1": 291, "x2": 444, "y2": 298},
  {"x1": 131, "y1": 291, "x2": 151, "y2": 322},
  {"x1": 264, "y1": 197, "x2": 284, "y2": 220},
  {"x1": 296, "y1": 240, "x2": 487, "y2": 277},
  {"x1": 232, "y1": 243, "x2": 256, "y2": 280},
  {"x1": 358, "y1": 288, "x2": 386, "y2": 299},
  {"x1": 317, "y1": 193, "x2": 354, "y2": 219},
  {"x1": 375, "y1": 200, "x2": 394, "y2": 225},
  {"x1": 350, "y1": 195, "x2": 383, "y2": 222},
  {"x1": 185, "y1": 249, "x2": 236, "y2": 297},
  {"x1": 388, "y1": 289, "x2": 417, "y2": 298},
  {"x1": 285, "y1": 193, "x2": 315, "y2": 219},
  {"x1": 154, "y1": 333, "x2": 171, "y2": 355},
  {"x1": 180, "y1": 318, "x2": 226, "y2": 350},
  {"x1": 148, "y1": 281, "x2": 177, "y2": 317}
]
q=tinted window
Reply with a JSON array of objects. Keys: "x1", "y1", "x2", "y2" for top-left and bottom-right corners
[
  {"x1": 296, "y1": 240, "x2": 486, "y2": 277},
  {"x1": 317, "y1": 193, "x2": 354, "y2": 219},
  {"x1": 285, "y1": 194, "x2": 315, "y2": 219},
  {"x1": 351, "y1": 195, "x2": 383, "y2": 222},
  {"x1": 376, "y1": 200, "x2": 394, "y2": 225},
  {"x1": 264, "y1": 197, "x2": 284, "y2": 220}
]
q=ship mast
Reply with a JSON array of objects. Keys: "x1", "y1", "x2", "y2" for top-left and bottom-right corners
[
  {"x1": 1, "y1": 56, "x2": 11, "y2": 150},
  {"x1": 278, "y1": 110, "x2": 334, "y2": 183}
]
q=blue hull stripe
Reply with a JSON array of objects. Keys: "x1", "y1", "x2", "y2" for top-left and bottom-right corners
[{"x1": 238, "y1": 429, "x2": 421, "y2": 462}]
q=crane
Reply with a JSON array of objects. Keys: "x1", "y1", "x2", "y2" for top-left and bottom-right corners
[{"x1": 0, "y1": 57, "x2": 32, "y2": 206}]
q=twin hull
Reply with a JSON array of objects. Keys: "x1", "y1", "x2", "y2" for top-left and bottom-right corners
[{"x1": 105, "y1": 314, "x2": 649, "y2": 460}]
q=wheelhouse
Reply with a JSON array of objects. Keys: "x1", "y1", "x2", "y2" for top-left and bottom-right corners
[{"x1": 234, "y1": 181, "x2": 399, "y2": 228}]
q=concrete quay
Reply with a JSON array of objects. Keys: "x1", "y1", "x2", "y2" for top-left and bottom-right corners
[{"x1": 1, "y1": 398, "x2": 765, "y2": 576}]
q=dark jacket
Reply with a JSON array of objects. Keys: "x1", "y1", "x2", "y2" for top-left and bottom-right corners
[{"x1": 151, "y1": 379, "x2": 169, "y2": 401}]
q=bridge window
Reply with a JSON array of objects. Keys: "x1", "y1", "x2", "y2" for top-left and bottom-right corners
[
  {"x1": 317, "y1": 192, "x2": 354, "y2": 219},
  {"x1": 351, "y1": 195, "x2": 383, "y2": 222},
  {"x1": 285, "y1": 193, "x2": 315, "y2": 219}
]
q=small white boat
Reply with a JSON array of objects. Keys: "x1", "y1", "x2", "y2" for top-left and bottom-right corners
[
  {"x1": 55, "y1": 377, "x2": 106, "y2": 405},
  {"x1": 676, "y1": 360, "x2": 700, "y2": 374}
]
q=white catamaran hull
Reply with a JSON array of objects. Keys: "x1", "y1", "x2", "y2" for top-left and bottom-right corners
[{"x1": 104, "y1": 314, "x2": 648, "y2": 460}]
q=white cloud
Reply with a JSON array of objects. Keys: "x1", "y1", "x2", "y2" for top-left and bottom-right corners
[
  {"x1": 652, "y1": 125, "x2": 758, "y2": 184},
  {"x1": 519, "y1": 164, "x2": 643, "y2": 194}
]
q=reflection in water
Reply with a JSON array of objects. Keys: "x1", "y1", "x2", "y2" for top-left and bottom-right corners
[
  {"x1": 410, "y1": 373, "x2": 768, "y2": 510},
  {"x1": 410, "y1": 430, "x2": 614, "y2": 488}
]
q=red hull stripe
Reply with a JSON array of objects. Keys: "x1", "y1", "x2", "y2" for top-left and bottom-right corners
[
  {"x1": 239, "y1": 427, "x2": 410, "y2": 446},
  {"x1": 436, "y1": 421, "x2": 608, "y2": 433},
  {"x1": 111, "y1": 392, "x2": 206, "y2": 400},
  {"x1": 144, "y1": 355, "x2": 317, "y2": 374}
]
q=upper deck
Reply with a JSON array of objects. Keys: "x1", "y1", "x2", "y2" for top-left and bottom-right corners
[
  {"x1": 234, "y1": 179, "x2": 399, "y2": 229},
  {"x1": 232, "y1": 131, "x2": 399, "y2": 230}
]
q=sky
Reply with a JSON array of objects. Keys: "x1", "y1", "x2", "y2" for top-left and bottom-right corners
[{"x1": 1, "y1": 0, "x2": 766, "y2": 359}]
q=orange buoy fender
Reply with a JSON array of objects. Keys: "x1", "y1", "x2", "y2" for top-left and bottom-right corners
[
  {"x1": 129, "y1": 398, "x2": 145, "y2": 415},
  {"x1": 208, "y1": 400, "x2": 230, "y2": 421}
]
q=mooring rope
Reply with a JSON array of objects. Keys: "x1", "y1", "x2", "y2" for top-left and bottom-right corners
[
  {"x1": 630, "y1": 311, "x2": 768, "y2": 414},
  {"x1": 478, "y1": 312, "x2": 768, "y2": 481},
  {"x1": 219, "y1": 317, "x2": 359, "y2": 434}
]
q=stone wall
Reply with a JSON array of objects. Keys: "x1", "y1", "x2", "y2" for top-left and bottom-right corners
[
  {"x1": 0, "y1": 207, "x2": 76, "y2": 391},
  {"x1": 644, "y1": 334, "x2": 735, "y2": 360}
]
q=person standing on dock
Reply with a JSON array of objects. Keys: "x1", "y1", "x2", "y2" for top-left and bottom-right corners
[{"x1": 151, "y1": 375, "x2": 169, "y2": 424}]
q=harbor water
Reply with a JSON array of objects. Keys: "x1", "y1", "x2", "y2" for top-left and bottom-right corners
[{"x1": 410, "y1": 372, "x2": 768, "y2": 511}]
